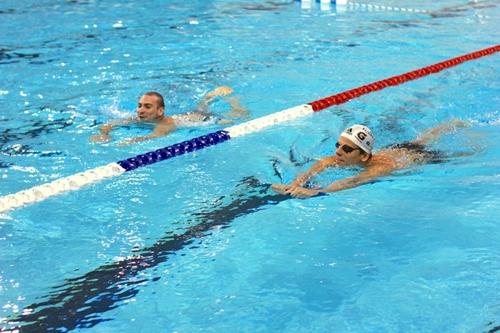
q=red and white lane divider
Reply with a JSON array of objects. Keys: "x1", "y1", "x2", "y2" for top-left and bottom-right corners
[{"x1": 1, "y1": 45, "x2": 498, "y2": 213}]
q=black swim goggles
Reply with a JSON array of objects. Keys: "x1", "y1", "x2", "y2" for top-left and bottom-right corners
[{"x1": 335, "y1": 142, "x2": 362, "y2": 154}]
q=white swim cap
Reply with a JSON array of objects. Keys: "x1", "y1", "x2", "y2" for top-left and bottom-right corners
[{"x1": 340, "y1": 124, "x2": 375, "y2": 154}]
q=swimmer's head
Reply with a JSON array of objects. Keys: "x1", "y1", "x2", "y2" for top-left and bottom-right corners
[
  {"x1": 137, "y1": 91, "x2": 165, "y2": 121},
  {"x1": 340, "y1": 124, "x2": 375, "y2": 154},
  {"x1": 144, "y1": 91, "x2": 165, "y2": 108}
]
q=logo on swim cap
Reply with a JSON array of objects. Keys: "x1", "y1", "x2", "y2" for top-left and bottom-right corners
[{"x1": 340, "y1": 124, "x2": 375, "y2": 154}]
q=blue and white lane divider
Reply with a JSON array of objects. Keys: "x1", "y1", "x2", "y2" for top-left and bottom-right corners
[{"x1": 0, "y1": 105, "x2": 314, "y2": 213}]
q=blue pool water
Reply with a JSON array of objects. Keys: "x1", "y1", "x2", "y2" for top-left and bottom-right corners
[{"x1": 1, "y1": 0, "x2": 499, "y2": 332}]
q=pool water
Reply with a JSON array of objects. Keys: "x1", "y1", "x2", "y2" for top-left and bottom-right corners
[{"x1": 1, "y1": 1, "x2": 499, "y2": 332}]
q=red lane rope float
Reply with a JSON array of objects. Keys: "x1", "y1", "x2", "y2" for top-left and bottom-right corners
[{"x1": 309, "y1": 44, "x2": 500, "y2": 112}]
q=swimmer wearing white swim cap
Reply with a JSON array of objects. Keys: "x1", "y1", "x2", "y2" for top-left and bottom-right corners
[
  {"x1": 272, "y1": 120, "x2": 469, "y2": 198},
  {"x1": 340, "y1": 124, "x2": 375, "y2": 154}
]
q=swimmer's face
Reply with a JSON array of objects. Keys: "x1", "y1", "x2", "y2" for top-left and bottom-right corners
[
  {"x1": 137, "y1": 95, "x2": 164, "y2": 121},
  {"x1": 335, "y1": 136, "x2": 367, "y2": 165}
]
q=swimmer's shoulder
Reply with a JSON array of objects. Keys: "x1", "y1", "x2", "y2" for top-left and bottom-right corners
[
  {"x1": 158, "y1": 116, "x2": 176, "y2": 127},
  {"x1": 369, "y1": 152, "x2": 399, "y2": 170},
  {"x1": 319, "y1": 155, "x2": 339, "y2": 168},
  {"x1": 152, "y1": 116, "x2": 176, "y2": 136}
]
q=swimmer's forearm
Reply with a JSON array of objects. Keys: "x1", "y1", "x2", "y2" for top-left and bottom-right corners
[
  {"x1": 100, "y1": 124, "x2": 113, "y2": 134},
  {"x1": 320, "y1": 176, "x2": 374, "y2": 194},
  {"x1": 290, "y1": 173, "x2": 310, "y2": 187},
  {"x1": 131, "y1": 136, "x2": 150, "y2": 143},
  {"x1": 321, "y1": 181, "x2": 360, "y2": 193},
  {"x1": 100, "y1": 118, "x2": 136, "y2": 134},
  {"x1": 118, "y1": 135, "x2": 152, "y2": 146},
  {"x1": 90, "y1": 123, "x2": 114, "y2": 143},
  {"x1": 271, "y1": 184, "x2": 320, "y2": 198},
  {"x1": 291, "y1": 161, "x2": 327, "y2": 187}
]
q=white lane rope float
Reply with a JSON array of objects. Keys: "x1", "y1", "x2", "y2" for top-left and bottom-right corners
[
  {"x1": 1, "y1": 45, "x2": 499, "y2": 213},
  {"x1": 347, "y1": 2, "x2": 429, "y2": 13},
  {"x1": 298, "y1": 0, "x2": 429, "y2": 13}
]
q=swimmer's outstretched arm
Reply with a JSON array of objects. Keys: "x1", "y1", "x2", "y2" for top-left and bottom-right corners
[
  {"x1": 272, "y1": 166, "x2": 390, "y2": 198},
  {"x1": 291, "y1": 158, "x2": 331, "y2": 187},
  {"x1": 90, "y1": 118, "x2": 136, "y2": 143},
  {"x1": 317, "y1": 170, "x2": 382, "y2": 194}
]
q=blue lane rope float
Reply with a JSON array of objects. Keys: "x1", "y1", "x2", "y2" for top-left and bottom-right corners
[
  {"x1": 0, "y1": 45, "x2": 499, "y2": 213},
  {"x1": 116, "y1": 130, "x2": 231, "y2": 171}
]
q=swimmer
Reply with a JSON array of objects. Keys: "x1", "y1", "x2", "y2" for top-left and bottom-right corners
[
  {"x1": 90, "y1": 86, "x2": 248, "y2": 146},
  {"x1": 272, "y1": 120, "x2": 468, "y2": 198}
]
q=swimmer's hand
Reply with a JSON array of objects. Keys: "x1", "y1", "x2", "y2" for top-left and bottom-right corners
[
  {"x1": 205, "y1": 86, "x2": 233, "y2": 99},
  {"x1": 90, "y1": 123, "x2": 115, "y2": 143},
  {"x1": 271, "y1": 184, "x2": 321, "y2": 198},
  {"x1": 117, "y1": 135, "x2": 152, "y2": 146},
  {"x1": 90, "y1": 133, "x2": 111, "y2": 143},
  {"x1": 117, "y1": 138, "x2": 141, "y2": 146}
]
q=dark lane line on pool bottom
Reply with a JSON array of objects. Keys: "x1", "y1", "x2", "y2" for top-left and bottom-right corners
[{"x1": 1, "y1": 177, "x2": 290, "y2": 333}]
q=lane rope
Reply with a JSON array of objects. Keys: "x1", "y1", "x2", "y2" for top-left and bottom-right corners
[
  {"x1": 1, "y1": 45, "x2": 499, "y2": 213},
  {"x1": 298, "y1": 0, "x2": 429, "y2": 13},
  {"x1": 347, "y1": 2, "x2": 429, "y2": 13}
]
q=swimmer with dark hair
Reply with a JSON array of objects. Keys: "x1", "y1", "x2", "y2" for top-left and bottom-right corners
[{"x1": 90, "y1": 86, "x2": 247, "y2": 146}]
